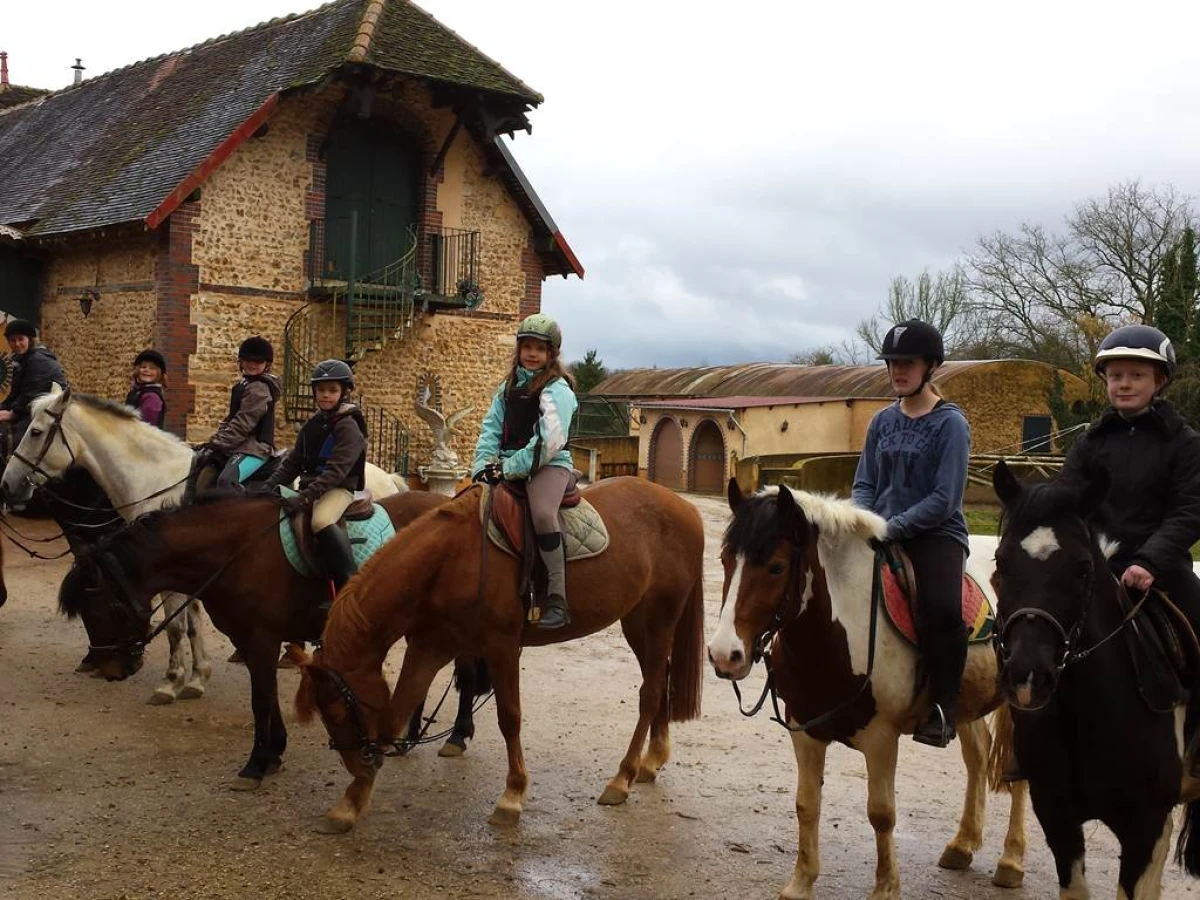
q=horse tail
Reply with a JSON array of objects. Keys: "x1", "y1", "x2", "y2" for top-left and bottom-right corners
[
  {"x1": 294, "y1": 665, "x2": 316, "y2": 724},
  {"x1": 453, "y1": 656, "x2": 491, "y2": 695},
  {"x1": 1175, "y1": 799, "x2": 1200, "y2": 875},
  {"x1": 987, "y1": 703, "x2": 1015, "y2": 794},
  {"x1": 669, "y1": 574, "x2": 705, "y2": 723}
]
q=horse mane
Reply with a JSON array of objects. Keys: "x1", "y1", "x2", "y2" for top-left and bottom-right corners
[
  {"x1": 725, "y1": 486, "x2": 885, "y2": 564},
  {"x1": 997, "y1": 477, "x2": 1085, "y2": 539},
  {"x1": 32, "y1": 391, "x2": 190, "y2": 451}
]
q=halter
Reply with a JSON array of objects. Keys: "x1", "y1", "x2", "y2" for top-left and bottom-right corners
[
  {"x1": 992, "y1": 524, "x2": 1149, "y2": 702},
  {"x1": 10, "y1": 404, "x2": 76, "y2": 488},
  {"x1": 730, "y1": 540, "x2": 884, "y2": 733}
]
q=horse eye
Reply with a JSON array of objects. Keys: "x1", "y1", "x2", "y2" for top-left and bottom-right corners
[
  {"x1": 768, "y1": 561, "x2": 786, "y2": 576},
  {"x1": 28, "y1": 428, "x2": 42, "y2": 438}
]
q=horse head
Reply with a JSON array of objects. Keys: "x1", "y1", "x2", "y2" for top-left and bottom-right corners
[
  {"x1": 992, "y1": 460, "x2": 1109, "y2": 710},
  {"x1": 58, "y1": 555, "x2": 148, "y2": 681},
  {"x1": 1, "y1": 383, "x2": 76, "y2": 504},
  {"x1": 293, "y1": 644, "x2": 394, "y2": 778},
  {"x1": 707, "y1": 479, "x2": 824, "y2": 681}
]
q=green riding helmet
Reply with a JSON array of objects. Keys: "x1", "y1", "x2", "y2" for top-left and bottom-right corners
[
  {"x1": 310, "y1": 358, "x2": 355, "y2": 391},
  {"x1": 516, "y1": 313, "x2": 562, "y2": 351}
]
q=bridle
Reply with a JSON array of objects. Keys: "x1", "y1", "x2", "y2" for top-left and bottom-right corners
[
  {"x1": 10, "y1": 404, "x2": 76, "y2": 488},
  {"x1": 730, "y1": 540, "x2": 884, "y2": 733}
]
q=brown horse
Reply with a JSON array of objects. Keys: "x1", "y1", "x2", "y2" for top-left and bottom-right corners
[
  {"x1": 77, "y1": 490, "x2": 446, "y2": 788},
  {"x1": 292, "y1": 476, "x2": 706, "y2": 833}
]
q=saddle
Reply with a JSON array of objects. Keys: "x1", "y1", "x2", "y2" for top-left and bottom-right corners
[
  {"x1": 286, "y1": 490, "x2": 378, "y2": 577},
  {"x1": 1121, "y1": 587, "x2": 1200, "y2": 712},
  {"x1": 877, "y1": 543, "x2": 995, "y2": 646},
  {"x1": 489, "y1": 477, "x2": 581, "y2": 556}
]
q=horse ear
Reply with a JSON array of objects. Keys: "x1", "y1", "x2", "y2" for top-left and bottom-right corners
[
  {"x1": 1079, "y1": 466, "x2": 1109, "y2": 517},
  {"x1": 776, "y1": 484, "x2": 811, "y2": 539},
  {"x1": 728, "y1": 478, "x2": 744, "y2": 513},
  {"x1": 993, "y1": 460, "x2": 1021, "y2": 507},
  {"x1": 49, "y1": 382, "x2": 63, "y2": 397}
]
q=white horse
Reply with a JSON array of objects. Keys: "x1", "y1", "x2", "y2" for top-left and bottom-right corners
[
  {"x1": 707, "y1": 483, "x2": 1026, "y2": 900},
  {"x1": 0, "y1": 385, "x2": 406, "y2": 704}
]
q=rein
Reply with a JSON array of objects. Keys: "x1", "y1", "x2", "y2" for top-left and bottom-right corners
[{"x1": 731, "y1": 542, "x2": 884, "y2": 732}]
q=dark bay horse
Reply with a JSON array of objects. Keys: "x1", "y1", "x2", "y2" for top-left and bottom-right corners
[
  {"x1": 707, "y1": 481, "x2": 1027, "y2": 900},
  {"x1": 292, "y1": 476, "x2": 706, "y2": 833},
  {"x1": 992, "y1": 461, "x2": 1200, "y2": 899},
  {"x1": 77, "y1": 490, "x2": 448, "y2": 788}
]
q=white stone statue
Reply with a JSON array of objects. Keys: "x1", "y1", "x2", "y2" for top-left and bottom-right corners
[{"x1": 414, "y1": 380, "x2": 473, "y2": 470}]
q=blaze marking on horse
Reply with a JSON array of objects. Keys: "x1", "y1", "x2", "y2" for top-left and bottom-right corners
[{"x1": 1019, "y1": 526, "x2": 1060, "y2": 560}]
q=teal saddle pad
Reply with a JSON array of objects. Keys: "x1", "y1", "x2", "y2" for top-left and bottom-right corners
[{"x1": 278, "y1": 487, "x2": 396, "y2": 577}]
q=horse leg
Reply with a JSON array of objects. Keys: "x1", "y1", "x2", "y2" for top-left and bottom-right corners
[
  {"x1": 637, "y1": 670, "x2": 672, "y2": 784},
  {"x1": 231, "y1": 634, "x2": 284, "y2": 791},
  {"x1": 860, "y1": 727, "x2": 901, "y2": 900},
  {"x1": 599, "y1": 622, "x2": 671, "y2": 805},
  {"x1": 487, "y1": 647, "x2": 528, "y2": 826},
  {"x1": 992, "y1": 778, "x2": 1028, "y2": 888},
  {"x1": 1118, "y1": 808, "x2": 1174, "y2": 900},
  {"x1": 779, "y1": 732, "x2": 827, "y2": 900},
  {"x1": 321, "y1": 642, "x2": 450, "y2": 834},
  {"x1": 148, "y1": 592, "x2": 187, "y2": 705},
  {"x1": 439, "y1": 656, "x2": 478, "y2": 758},
  {"x1": 939, "y1": 718, "x2": 989, "y2": 870},
  {"x1": 178, "y1": 599, "x2": 212, "y2": 700},
  {"x1": 406, "y1": 699, "x2": 425, "y2": 745},
  {"x1": 1038, "y1": 807, "x2": 1088, "y2": 899}
]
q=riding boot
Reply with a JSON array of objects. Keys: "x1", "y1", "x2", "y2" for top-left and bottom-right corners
[
  {"x1": 914, "y1": 624, "x2": 967, "y2": 748},
  {"x1": 315, "y1": 525, "x2": 357, "y2": 610},
  {"x1": 535, "y1": 531, "x2": 569, "y2": 630}
]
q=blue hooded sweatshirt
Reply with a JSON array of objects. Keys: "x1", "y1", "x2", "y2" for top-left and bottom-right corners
[{"x1": 851, "y1": 400, "x2": 971, "y2": 549}]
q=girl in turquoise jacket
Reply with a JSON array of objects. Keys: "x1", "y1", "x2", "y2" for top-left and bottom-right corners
[{"x1": 472, "y1": 313, "x2": 578, "y2": 629}]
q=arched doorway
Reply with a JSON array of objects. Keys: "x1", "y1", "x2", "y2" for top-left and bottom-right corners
[
  {"x1": 690, "y1": 418, "x2": 726, "y2": 493},
  {"x1": 649, "y1": 418, "x2": 683, "y2": 490}
]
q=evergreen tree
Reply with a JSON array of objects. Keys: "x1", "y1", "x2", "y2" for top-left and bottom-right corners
[
  {"x1": 570, "y1": 349, "x2": 609, "y2": 395},
  {"x1": 1156, "y1": 244, "x2": 1186, "y2": 354},
  {"x1": 1180, "y1": 226, "x2": 1199, "y2": 360}
]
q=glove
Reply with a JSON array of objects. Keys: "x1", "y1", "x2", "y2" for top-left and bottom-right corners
[
  {"x1": 280, "y1": 494, "x2": 309, "y2": 516},
  {"x1": 473, "y1": 462, "x2": 503, "y2": 485}
]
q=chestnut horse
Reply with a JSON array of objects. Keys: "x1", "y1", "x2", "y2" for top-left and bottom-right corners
[
  {"x1": 292, "y1": 476, "x2": 706, "y2": 833},
  {"x1": 77, "y1": 490, "x2": 446, "y2": 788},
  {"x1": 707, "y1": 481, "x2": 1027, "y2": 900}
]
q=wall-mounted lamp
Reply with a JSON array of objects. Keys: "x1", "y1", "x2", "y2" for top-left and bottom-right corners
[
  {"x1": 780, "y1": 420, "x2": 789, "y2": 432},
  {"x1": 679, "y1": 418, "x2": 689, "y2": 428},
  {"x1": 79, "y1": 289, "x2": 100, "y2": 318}
]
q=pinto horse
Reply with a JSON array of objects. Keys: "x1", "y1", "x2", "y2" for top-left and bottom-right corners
[
  {"x1": 291, "y1": 477, "x2": 706, "y2": 833},
  {"x1": 73, "y1": 490, "x2": 447, "y2": 788},
  {"x1": 0, "y1": 384, "x2": 408, "y2": 703},
  {"x1": 992, "y1": 461, "x2": 1200, "y2": 899},
  {"x1": 707, "y1": 481, "x2": 1027, "y2": 900}
]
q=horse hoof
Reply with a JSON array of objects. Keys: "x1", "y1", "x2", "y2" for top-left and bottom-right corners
[
  {"x1": 488, "y1": 805, "x2": 521, "y2": 826},
  {"x1": 316, "y1": 816, "x2": 355, "y2": 835},
  {"x1": 178, "y1": 684, "x2": 205, "y2": 700},
  {"x1": 75, "y1": 660, "x2": 98, "y2": 674},
  {"x1": 937, "y1": 846, "x2": 973, "y2": 870},
  {"x1": 147, "y1": 688, "x2": 176, "y2": 705},
  {"x1": 438, "y1": 739, "x2": 466, "y2": 758},
  {"x1": 635, "y1": 768, "x2": 658, "y2": 784},
  {"x1": 230, "y1": 777, "x2": 262, "y2": 792},
  {"x1": 597, "y1": 785, "x2": 629, "y2": 806},
  {"x1": 991, "y1": 863, "x2": 1024, "y2": 889}
]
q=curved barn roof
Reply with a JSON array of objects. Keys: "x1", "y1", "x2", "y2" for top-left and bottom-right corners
[{"x1": 592, "y1": 360, "x2": 1077, "y2": 401}]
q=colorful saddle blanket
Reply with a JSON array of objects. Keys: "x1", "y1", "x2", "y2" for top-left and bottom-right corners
[
  {"x1": 880, "y1": 546, "x2": 995, "y2": 646},
  {"x1": 278, "y1": 487, "x2": 396, "y2": 577}
]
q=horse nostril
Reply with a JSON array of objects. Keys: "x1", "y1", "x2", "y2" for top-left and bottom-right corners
[{"x1": 730, "y1": 648, "x2": 743, "y2": 665}]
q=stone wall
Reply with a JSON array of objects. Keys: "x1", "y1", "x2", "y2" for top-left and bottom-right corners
[{"x1": 39, "y1": 230, "x2": 158, "y2": 404}]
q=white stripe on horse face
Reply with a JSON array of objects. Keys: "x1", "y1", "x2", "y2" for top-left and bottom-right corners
[
  {"x1": 708, "y1": 556, "x2": 749, "y2": 676},
  {"x1": 1019, "y1": 526, "x2": 1060, "y2": 561}
]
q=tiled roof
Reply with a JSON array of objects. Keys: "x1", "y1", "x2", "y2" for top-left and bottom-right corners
[
  {"x1": 0, "y1": 84, "x2": 50, "y2": 111},
  {"x1": 0, "y1": 0, "x2": 543, "y2": 238}
]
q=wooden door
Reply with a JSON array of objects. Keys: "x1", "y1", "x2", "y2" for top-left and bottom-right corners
[
  {"x1": 690, "y1": 419, "x2": 725, "y2": 493},
  {"x1": 650, "y1": 418, "x2": 683, "y2": 490}
]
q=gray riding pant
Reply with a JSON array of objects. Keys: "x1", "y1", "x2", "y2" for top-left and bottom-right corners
[{"x1": 526, "y1": 465, "x2": 573, "y2": 535}]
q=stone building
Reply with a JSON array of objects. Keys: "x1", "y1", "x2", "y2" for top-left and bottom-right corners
[
  {"x1": 0, "y1": 1, "x2": 582, "y2": 475},
  {"x1": 593, "y1": 360, "x2": 1088, "y2": 492}
]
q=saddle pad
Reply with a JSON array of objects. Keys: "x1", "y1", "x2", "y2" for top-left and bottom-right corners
[
  {"x1": 882, "y1": 565, "x2": 995, "y2": 646},
  {"x1": 481, "y1": 486, "x2": 609, "y2": 561},
  {"x1": 278, "y1": 487, "x2": 396, "y2": 577}
]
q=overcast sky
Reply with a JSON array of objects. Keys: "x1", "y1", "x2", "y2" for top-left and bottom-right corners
[{"x1": 8, "y1": 1, "x2": 1200, "y2": 368}]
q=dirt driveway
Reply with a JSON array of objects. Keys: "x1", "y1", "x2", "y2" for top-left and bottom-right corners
[{"x1": 1, "y1": 494, "x2": 1196, "y2": 899}]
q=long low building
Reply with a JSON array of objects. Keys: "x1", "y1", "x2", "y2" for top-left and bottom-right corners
[{"x1": 591, "y1": 360, "x2": 1089, "y2": 492}]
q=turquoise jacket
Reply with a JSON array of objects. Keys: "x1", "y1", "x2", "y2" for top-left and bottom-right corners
[{"x1": 471, "y1": 368, "x2": 578, "y2": 480}]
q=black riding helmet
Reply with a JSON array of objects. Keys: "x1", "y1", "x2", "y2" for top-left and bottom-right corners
[
  {"x1": 310, "y1": 358, "x2": 355, "y2": 391},
  {"x1": 4, "y1": 319, "x2": 37, "y2": 340},
  {"x1": 133, "y1": 349, "x2": 167, "y2": 373},
  {"x1": 238, "y1": 336, "x2": 274, "y2": 364},
  {"x1": 1093, "y1": 324, "x2": 1176, "y2": 388},
  {"x1": 877, "y1": 319, "x2": 945, "y2": 364}
]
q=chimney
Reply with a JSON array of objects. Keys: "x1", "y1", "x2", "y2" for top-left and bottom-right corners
[
  {"x1": 71, "y1": 58, "x2": 85, "y2": 85},
  {"x1": 1, "y1": 52, "x2": 9, "y2": 87}
]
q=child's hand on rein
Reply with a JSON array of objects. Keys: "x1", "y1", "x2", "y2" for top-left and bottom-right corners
[{"x1": 1121, "y1": 565, "x2": 1155, "y2": 592}]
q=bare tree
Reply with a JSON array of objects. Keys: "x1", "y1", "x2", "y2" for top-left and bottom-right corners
[
  {"x1": 856, "y1": 265, "x2": 993, "y2": 358},
  {"x1": 787, "y1": 339, "x2": 871, "y2": 366}
]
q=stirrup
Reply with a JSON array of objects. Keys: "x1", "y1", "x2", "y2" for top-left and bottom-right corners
[
  {"x1": 535, "y1": 594, "x2": 570, "y2": 630},
  {"x1": 912, "y1": 704, "x2": 955, "y2": 748}
]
